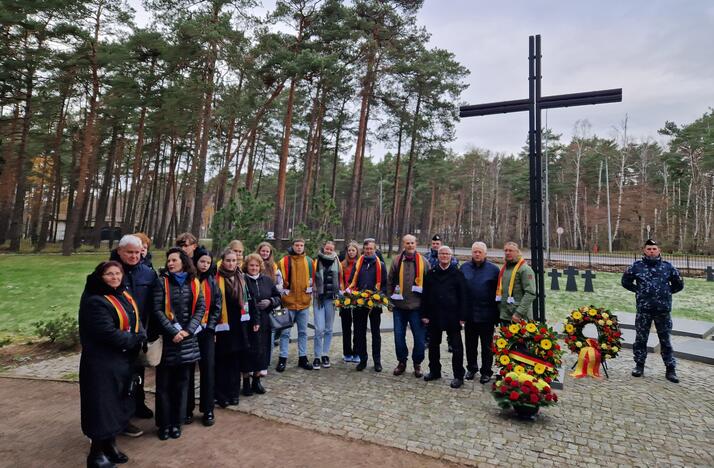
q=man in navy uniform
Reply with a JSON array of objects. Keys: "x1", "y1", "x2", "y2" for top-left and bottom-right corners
[{"x1": 622, "y1": 239, "x2": 684, "y2": 383}]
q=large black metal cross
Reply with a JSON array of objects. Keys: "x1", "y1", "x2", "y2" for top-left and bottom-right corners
[{"x1": 459, "y1": 35, "x2": 622, "y2": 322}]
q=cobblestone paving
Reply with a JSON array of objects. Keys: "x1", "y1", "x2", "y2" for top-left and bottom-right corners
[{"x1": 4, "y1": 334, "x2": 714, "y2": 467}]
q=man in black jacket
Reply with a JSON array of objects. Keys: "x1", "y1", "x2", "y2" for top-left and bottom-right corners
[
  {"x1": 110, "y1": 235, "x2": 158, "y2": 435},
  {"x1": 421, "y1": 246, "x2": 468, "y2": 388}
]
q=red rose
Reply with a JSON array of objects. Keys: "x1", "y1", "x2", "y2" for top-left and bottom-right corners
[
  {"x1": 545, "y1": 377, "x2": 552, "y2": 383},
  {"x1": 507, "y1": 363, "x2": 513, "y2": 370},
  {"x1": 509, "y1": 391, "x2": 520, "y2": 401},
  {"x1": 500, "y1": 386, "x2": 508, "y2": 394},
  {"x1": 510, "y1": 380, "x2": 519, "y2": 388},
  {"x1": 554, "y1": 344, "x2": 561, "y2": 350},
  {"x1": 540, "y1": 327, "x2": 547, "y2": 334},
  {"x1": 545, "y1": 394, "x2": 553, "y2": 401},
  {"x1": 520, "y1": 385, "x2": 530, "y2": 393},
  {"x1": 553, "y1": 394, "x2": 558, "y2": 402},
  {"x1": 501, "y1": 326, "x2": 508, "y2": 333},
  {"x1": 543, "y1": 385, "x2": 551, "y2": 393},
  {"x1": 504, "y1": 377, "x2": 512, "y2": 384},
  {"x1": 534, "y1": 334, "x2": 543, "y2": 341},
  {"x1": 547, "y1": 350, "x2": 554, "y2": 357},
  {"x1": 520, "y1": 328, "x2": 527, "y2": 335},
  {"x1": 500, "y1": 369, "x2": 507, "y2": 376},
  {"x1": 529, "y1": 394, "x2": 539, "y2": 404},
  {"x1": 505, "y1": 332, "x2": 513, "y2": 339}
]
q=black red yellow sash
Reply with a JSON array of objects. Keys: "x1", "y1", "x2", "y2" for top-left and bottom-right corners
[
  {"x1": 163, "y1": 277, "x2": 200, "y2": 322},
  {"x1": 104, "y1": 292, "x2": 140, "y2": 333},
  {"x1": 347, "y1": 255, "x2": 382, "y2": 291},
  {"x1": 279, "y1": 255, "x2": 315, "y2": 290}
]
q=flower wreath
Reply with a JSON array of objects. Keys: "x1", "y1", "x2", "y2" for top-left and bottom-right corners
[
  {"x1": 334, "y1": 289, "x2": 392, "y2": 311},
  {"x1": 563, "y1": 306, "x2": 622, "y2": 360},
  {"x1": 492, "y1": 321, "x2": 563, "y2": 384}
]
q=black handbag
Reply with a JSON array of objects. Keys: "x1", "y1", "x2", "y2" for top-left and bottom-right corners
[{"x1": 269, "y1": 308, "x2": 294, "y2": 331}]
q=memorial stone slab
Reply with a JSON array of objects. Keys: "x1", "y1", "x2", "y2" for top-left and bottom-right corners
[
  {"x1": 564, "y1": 266, "x2": 579, "y2": 292},
  {"x1": 551, "y1": 366, "x2": 566, "y2": 390},
  {"x1": 581, "y1": 270, "x2": 596, "y2": 292},
  {"x1": 673, "y1": 339, "x2": 714, "y2": 365},
  {"x1": 548, "y1": 268, "x2": 562, "y2": 290},
  {"x1": 620, "y1": 328, "x2": 660, "y2": 353},
  {"x1": 706, "y1": 266, "x2": 714, "y2": 282},
  {"x1": 615, "y1": 311, "x2": 637, "y2": 330},
  {"x1": 670, "y1": 317, "x2": 714, "y2": 339}
]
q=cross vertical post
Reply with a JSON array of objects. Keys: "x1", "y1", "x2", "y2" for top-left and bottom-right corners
[{"x1": 459, "y1": 34, "x2": 622, "y2": 323}]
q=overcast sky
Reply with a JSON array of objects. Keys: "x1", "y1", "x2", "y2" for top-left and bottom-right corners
[{"x1": 130, "y1": 0, "x2": 714, "y2": 155}]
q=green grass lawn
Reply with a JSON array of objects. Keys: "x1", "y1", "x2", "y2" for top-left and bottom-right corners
[{"x1": 1, "y1": 254, "x2": 713, "y2": 343}]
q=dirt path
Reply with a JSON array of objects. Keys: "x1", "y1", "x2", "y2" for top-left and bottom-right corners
[{"x1": 0, "y1": 377, "x2": 455, "y2": 468}]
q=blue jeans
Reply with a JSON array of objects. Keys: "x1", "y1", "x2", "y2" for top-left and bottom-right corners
[
  {"x1": 393, "y1": 308, "x2": 426, "y2": 364},
  {"x1": 279, "y1": 308, "x2": 309, "y2": 358},
  {"x1": 313, "y1": 298, "x2": 336, "y2": 358}
]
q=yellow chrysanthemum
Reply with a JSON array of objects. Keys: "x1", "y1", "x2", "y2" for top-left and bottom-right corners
[
  {"x1": 514, "y1": 365, "x2": 526, "y2": 375},
  {"x1": 508, "y1": 324, "x2": 520, "y2": 334},
  {"x1": 588, "y1": 309, "x2": 597, "y2": 316},
  {"x1": 606, "y1": 320, "x2": 613, "y2": 326},
  {"x1": 597, "y1": 320, "x2": 605, "y2": 326},
  {"x1": 565, "y1": 324, "x2": 575, "y2": 334},
  {"x1": 575, "y1": 341, "x2": 582, "y2": 348},
  {"x1": 356, "y1": 298, "x2": 365, "y2": 305},
  {"x1": 496, "y1": 338, "x2": 507, "y2": 349},
  {"x1": 525, "y1": 323, "x2": 537, "y2": 333},
  {"x1": 602, "y1": 312, "x2": 609, "y2": 319},
  {"x1": 611, "y1": 346, "x2": 619, "y2": 353},
  {"x1": 367, "y1": 300, "x2": 374, "y2": 307},
  {"x1": 333, "y1": 299, "x2": 341, "y2": 306},
  {"x1": 373, "y1": 294, "x2": 381, "y2": 301},
  {"x1": 499, "y1": 355, "x2": 510, "y2": 365},
  {"x1": 572, "y1": 311, "x2": 583, "y2": 320},
  {"x1": 344, "y1": 298, "x2": 351, "y2": 306},
  {"x1": 534, "y1": 363, "x2": 546, "y2": 375},
  {"x1": 382, "y1": 297, "x2": 389, "y2": 304},
  {"x1": 601, "y1": 343, "x2": 608, "y2": 349},
  {"x1": 540, "y1": 339, "x2": 552, "y2": 350},
  {"x1": 361, "y1": 292, "x2": 369, "y2": 298}
]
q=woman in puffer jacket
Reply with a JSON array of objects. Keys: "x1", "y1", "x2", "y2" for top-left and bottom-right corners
[{"x1": 152, "y1": 247, "x2": 205, "y2": 440}]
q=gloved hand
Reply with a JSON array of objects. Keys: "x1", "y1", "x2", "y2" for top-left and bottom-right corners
[{"x1": 257, "y1": 299, "x2": 272, "y2": 310}]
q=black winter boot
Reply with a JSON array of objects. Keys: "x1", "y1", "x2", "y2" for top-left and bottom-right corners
[
  {"x1": 276, "y1": 357, "x2": 287, "y2": 372},
  {"x1": 241, "y1": 377, "x2": 254, "y2": 396},
  {"x1": 665, "y1": 366, "x2": 679, "y2": 383},
  {"x1": 87, "y1": 440, "x2": 115, "y2": 468},
  {"x1": 631, "y1": 363, "x2": 644, "y2": 377},
  {"x1": 298, "y1": 356, "x2": 313, "y2": 370},
  {"x1": 102, "y1": 438, "x2": 127, "y2": 464},
  {"x1": 252, "y1": 376, "x2": 266, "y2": 394}
]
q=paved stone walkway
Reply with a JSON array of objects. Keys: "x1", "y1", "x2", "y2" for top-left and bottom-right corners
[{"x1": 3, "y1": 332, "x2": 714, "y2": 467}]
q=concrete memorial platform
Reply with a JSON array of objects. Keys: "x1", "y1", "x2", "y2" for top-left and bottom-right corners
[
  {"x1": 616, "y1": 311, "x2": 714, "y2": 339},
  {"x1": 620, "y1": 328, "x2": 661, "y2": 352},
  {"x1": 673, "y1": 339, "x2": 714, "y2": 365}
]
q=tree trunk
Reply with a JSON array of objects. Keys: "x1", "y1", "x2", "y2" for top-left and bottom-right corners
[
  {"x1": 387, "y1": 107, "x2": 406, "y2": 257},
  {"x1": 273, "y1": 77, "x2": 297, "y2": 241},
  {"x1": 0, "y1": 103, "x2": 20, "y2": 244},
  {"x1": 400, "y1": 93, "x2": 422, "y2": 234}
]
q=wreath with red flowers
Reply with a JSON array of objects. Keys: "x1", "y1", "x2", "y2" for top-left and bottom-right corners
[
  {"x1": 563, "y1": 306, "x2": 622, "y2": 360},
  {"x1": 492, "y1": 321, "x2": 563, "y2": 384}
]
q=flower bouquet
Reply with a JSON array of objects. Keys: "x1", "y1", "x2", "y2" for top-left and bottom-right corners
[
  {"x1": 492, "y1": 370, "x2": 558, "y2": 420},
  {"x1": 334, "y1": 289, "x2": 392, "y2": 311}
]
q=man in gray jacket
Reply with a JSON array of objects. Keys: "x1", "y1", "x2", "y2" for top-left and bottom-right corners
[{"x1": 388, "y1": 234, "x2": 428, "y2": 378}]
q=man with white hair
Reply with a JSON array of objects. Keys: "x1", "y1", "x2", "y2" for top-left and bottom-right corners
[
  {"x1": 421, "y1": 245, "x2": 468, "y2": 388},
  {"x1": 388, "y1": 234, "x2": 428, "y2": 378},
  {"x1": 460, "y1": 241, "x2": 500, "y2": 384},
  {"x1": 109, "y1": 234, "x2": 158, "y2": 434},
  {"x1": 497, "y1": 242, "x2": 536, "y2": 323}
]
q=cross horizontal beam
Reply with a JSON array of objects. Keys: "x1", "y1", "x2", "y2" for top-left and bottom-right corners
[{"x1": 458, "y1": 88, "x2": 622, "y2": 118}]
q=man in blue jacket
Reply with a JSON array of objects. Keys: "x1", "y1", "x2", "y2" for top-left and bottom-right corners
[
  {"x1": 460, "y1": 242, "x2": 500, "y2": 384},
  {"x1": 622, "y1": 239, "x2": 684, "y2": 383},
  {"x1": 110, "y1": 235, "x2": 158, "y2": 434}
]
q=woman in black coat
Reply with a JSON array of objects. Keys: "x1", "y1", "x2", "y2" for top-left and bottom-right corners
[
  {"x1": 79, "y1": 261, "x2": 145, "y2": 467},
  {"x1": 420, "y1": 246, "x2": 468, "y2": 388},
  {"x1": 186, "y1": 246, "x2": 222, "y2": 427},
  {"x1": 152, "y1": 248, "x2": 206, "y2": 440},
  {"x1": 243, "y1": 253, "x2": 280, "y2": 395},
  {"x1": 214, "y1": 248, "x2": 256, "y2": 407}
]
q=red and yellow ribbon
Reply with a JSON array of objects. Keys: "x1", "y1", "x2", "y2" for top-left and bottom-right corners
[
  {"x1": 570, "y1": 338, "x2": 602, "y2": 379},
  {"x1": 509, "y1": 350, "x2": 555, "y2": 372},
  {"x1": 347, "y1": 255, "x2": 383, "y2": 291},
  {"x1": 396, "y1": 252, "x2": 426, "y2": 294},
  {"x1": 164, "y1": 277, "x2": 199, "y2": 322},
  {"x1": 104, "y1": 291, "x2": 140, "y2": 333}
]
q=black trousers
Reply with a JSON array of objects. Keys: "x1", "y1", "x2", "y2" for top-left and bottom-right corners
[
  {"x1": 187, "y1": 331, "x2": 215, "y2": 415},
  {"x1": 215, "y1": 351, "x2": 242, "y2": 403},
  {"x1": 132, "y1": 364, "x2": 146, "y2": 413},
  {"x1": 353, "y1": 307, "x2": 381, "y2": 364},
  {"x1": 340, "y1": 309, "x2": 354, "y2": 356},
  {"x1": 464, "y1": 322, "x2": 494, "y2": 376},
  {"x1": 428, "y1": 326, "x2": 465, "y2": 380},
  {"x1": 155, "y1": 363, "x2": 190, "y2": 428}
]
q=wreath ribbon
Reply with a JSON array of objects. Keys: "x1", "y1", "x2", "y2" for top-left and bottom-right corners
[
  {"x1": 570, "y1": 338, "x2": 602, "y2": 379},
  {"x1": 509, "y1": 350, "x2": 555, "y2": 371}
]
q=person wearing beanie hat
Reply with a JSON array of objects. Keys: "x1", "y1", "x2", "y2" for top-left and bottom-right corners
[{"x1": 622, "y1": 239, "x2": 684, "y2": 383}]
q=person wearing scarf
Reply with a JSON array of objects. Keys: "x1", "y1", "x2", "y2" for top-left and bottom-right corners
[
  {"x1": 186, "y1": 246, "x2": 222, "y2": 427},
  {"x1": 255, "y1": 241, "x2": 284, "y2": 376},
  {"x1": 80, "y1": 261, "x2": 146, "y2": 467},
  {"x1": 496, "y1": 242, "x2": 536, "y2": 323},
  {"x1": 214, "y1": 248, "x2": 254, "y2": 408},
  {"x1": 152, "y1": 248, "x2": 206, "y2": 441},
  {"x1": 243, "y1": 253, "x2": 280, "y2": 394},
  {"x1": 347, "y1": 240, "x2": 388, "y2": 372},
  {"x1": 312, "y1": 241, "x2": 344, "y2": 370},
  {"x1": 387, "y1": 234, "x2": 428, "y2": 378},
  {"x1": 339, "y1": 241, "x2": 360, "y2": 363},
  {"x1": 275, "y1": 238, "x2": 315, "y2": 372}
]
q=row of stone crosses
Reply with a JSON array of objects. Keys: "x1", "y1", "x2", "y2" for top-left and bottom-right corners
[{"x1": 548, "y1": 266, "x2": 595, "y2": 292}]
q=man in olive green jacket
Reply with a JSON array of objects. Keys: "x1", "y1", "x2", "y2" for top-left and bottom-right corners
[{"x1": 497, "y1": 242, "x2": 536, "y2": 322}]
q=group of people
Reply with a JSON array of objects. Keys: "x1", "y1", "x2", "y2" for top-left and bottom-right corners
[{"x1": 78, "y1": 229, "x2": 683, "y2": 468}]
